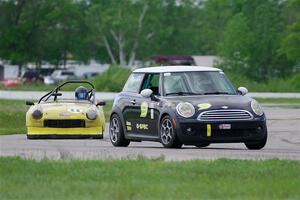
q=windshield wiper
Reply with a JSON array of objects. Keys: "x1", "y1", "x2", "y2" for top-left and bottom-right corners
[
  {"x1": 203, "y1": 91, "x2": 229, "y2": 95},
  {"x1": 165, "y1": 92, "x2": 199, "y2": 96}
]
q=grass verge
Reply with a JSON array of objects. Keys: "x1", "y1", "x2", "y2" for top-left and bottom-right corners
[
  {"x1": 0, "y1": 99, "x2": 113, "y2": 135},
  {"x1": 0, "y1": 157, "x2": 299, "y2": 200}
]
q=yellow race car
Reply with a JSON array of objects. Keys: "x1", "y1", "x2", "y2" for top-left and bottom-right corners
[{"x1": 25, "y1": 81, "x2": 106, "y2": 139}]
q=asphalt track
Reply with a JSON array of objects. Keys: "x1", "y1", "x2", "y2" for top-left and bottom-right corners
[{"x1": 0, "y1": 107, "x2": 299, "y2": 161}]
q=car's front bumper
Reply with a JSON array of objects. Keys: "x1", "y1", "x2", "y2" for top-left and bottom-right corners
[
  {"x1": 175, "y1": 117, "x2": 267, "y2": 145},
  {"x1": 27, "y1": 126, "x2": 103, "y2": 139}
]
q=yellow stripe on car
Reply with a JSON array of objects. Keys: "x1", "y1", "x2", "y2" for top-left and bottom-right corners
[{"x1": 207, "y1": 124, "x2": 211, "y2": 137}]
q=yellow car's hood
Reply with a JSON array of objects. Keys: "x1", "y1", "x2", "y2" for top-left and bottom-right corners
[{"x1": 39, "y1": 102, "x2": 94, "y2": 118}]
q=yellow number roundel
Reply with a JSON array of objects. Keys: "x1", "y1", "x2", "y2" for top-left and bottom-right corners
[{"x1": 140, "y1": 102, "x2": 148, "y2": 117}]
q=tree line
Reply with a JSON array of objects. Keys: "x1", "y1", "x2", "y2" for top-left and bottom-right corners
[{"x1": 0, "y1": 0, "x2": 299, "y2": 81}]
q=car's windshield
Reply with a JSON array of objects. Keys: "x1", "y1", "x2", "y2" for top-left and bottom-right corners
[{"x1": 163, "y1": 71, "x2": 236, "y2": 96}]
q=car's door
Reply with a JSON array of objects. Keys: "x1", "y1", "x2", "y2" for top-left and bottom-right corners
[
  {"x1": 121, "y1": 73, "x2": 145, "y2": 135},
  {"x1": 123, "y1": 73, "x2": 161, "y2": 138},
  {"x1": 136, "y1": 73, "x2": 161, "y2": 137}
]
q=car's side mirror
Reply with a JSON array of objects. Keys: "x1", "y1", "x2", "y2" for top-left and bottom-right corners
[
  {"x1": 26, "y1": 100, "x2": 34, "y2": 105},
  {"x1": 96, "y1": 100, "x2": 106, "y2": 106},
  {"x1": 237, "y1": 87, "x2": 248, "y2": 96},
  {"x1": 140, "y1": 89, "x2": 153, "y2": 98},
  {"x1": 140, "y1": 89, "x2": 160, "y2": 102}
]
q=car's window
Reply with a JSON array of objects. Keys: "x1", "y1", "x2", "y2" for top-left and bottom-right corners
[
  {"x1": 163, "y1": 71, "x2": 236, "y2": 96},
  {"x1": 122, "y1": 73, "x2": 144, "y2": 93},
  {"x1": 52, "y1": 70, "x2": 60, "y2": 77},
  {"x1": 61, "y1": 71, "x2": 75, "y2": 76},
  {"x1": 141, "y1": 73, "x2": 160, "y2": 95}
]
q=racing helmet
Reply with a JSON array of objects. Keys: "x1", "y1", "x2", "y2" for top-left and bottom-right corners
[{"x1": 75, "y1": 86, "x2": 88, "y2": 100}]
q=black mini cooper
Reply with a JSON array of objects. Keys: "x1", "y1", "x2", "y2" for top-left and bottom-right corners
[{"x1": 109, "y1": 66, "x2": 267, "y2": 149}]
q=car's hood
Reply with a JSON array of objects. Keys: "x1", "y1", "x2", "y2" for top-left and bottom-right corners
[
  {"x1": 164, "y1": 95, "x2": 253, "y2": 110},
  {"x1": 30, "y1": 102, "x2": 95, "y2": 118}
]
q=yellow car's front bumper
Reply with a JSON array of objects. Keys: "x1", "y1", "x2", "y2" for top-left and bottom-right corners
[{"x1": 27, "y1": 126, "x2": 103, "y2": 139}]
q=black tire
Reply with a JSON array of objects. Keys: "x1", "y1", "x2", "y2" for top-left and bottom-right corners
[
  {"x1": 195, "y1": 143, "x2": 210, "y2": 148},
  {"x1": 160, "y1": 116, "x2": 182, "y2": 148},
  {"x1": 109, "y1": 114, "x2": 130, "y2": 147},
  {"x1": 245, "y1": 132, "x2": 267, "y2": 150}
]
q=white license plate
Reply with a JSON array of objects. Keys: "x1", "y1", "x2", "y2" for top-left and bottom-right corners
[{"x1": 219, "y1": 124, "x2": 231, "y2": 130}]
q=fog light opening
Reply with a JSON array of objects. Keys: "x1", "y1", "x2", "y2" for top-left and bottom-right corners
[
  {"x1": 186, "y1": 127, "x2": 194, "y2": 135},
  {"x1": 256, "y1": 126, "x2": 262, "y2": 134}
]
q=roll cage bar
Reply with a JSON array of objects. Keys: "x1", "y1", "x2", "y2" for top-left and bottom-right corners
[{"x1": 38, "y1": 80, "x2": 96, "y2": 104}]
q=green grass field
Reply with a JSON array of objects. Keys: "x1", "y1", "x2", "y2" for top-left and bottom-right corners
[
  {"x1": 0, "y1": 99, "x2": 113, "y2": 135},
  {"x1": 0, "y1": 157, "x2": 299, "y2": 200}
]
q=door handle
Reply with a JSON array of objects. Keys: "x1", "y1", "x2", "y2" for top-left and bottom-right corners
[{"x1": 130, "y1": 99, "x2": 136, "y2": 105}]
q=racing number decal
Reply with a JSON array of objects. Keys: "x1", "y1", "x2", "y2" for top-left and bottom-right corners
[
  {"x1": 140, "y1": 102, "x2": 148, "y2": 118},
  {"x1": 207, "y1": 124, "x2": 211, "y2": 137}
]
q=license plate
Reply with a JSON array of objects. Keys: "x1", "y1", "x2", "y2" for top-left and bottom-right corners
[{"x1": 219, "y1": 124, "x2": 231, "y2": 130}]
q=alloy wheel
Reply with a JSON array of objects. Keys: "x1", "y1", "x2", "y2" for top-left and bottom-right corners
[
  {"x1": 161, "y1": 118, "x2": 174, "y2": 145},
  {"x1": 110, "y1": 117, "x2": 119, "y2": 143}
]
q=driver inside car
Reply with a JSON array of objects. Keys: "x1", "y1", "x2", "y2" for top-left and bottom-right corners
[{"x1": 75, "y1": 86, "x2": 88, "y2": 100}]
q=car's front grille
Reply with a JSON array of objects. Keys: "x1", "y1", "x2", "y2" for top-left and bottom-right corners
[
  {"x1": 198, "y1": 109, "x2": 253, "y2": 121},
  {"x1": 44, "y1": 120, "x2": 85, "y2": 128}
]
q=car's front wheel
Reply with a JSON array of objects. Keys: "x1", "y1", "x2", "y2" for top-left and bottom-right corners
[
  {"x1": 160, "y1": 116, "x2": 182, "y2": 148},
  {"x1": 109, "y1": 114, "x2": 130, "y2": 147}
]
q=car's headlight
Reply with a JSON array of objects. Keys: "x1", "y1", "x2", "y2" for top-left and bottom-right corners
[
  {"x1": 86, "y1": 109, "x2": 97, "y2": 120},
  {"x1": 32, "y1": 109, "x2": 43, "y2": 119},
  {"x1": 251, "y1": 100, "x2": 264, "y2": 116},
  {"x1": 176, "y1": 102, "x2": 195, "y2": 118}
]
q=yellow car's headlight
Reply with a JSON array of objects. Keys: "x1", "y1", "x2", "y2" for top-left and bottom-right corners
[
  {"x1": 32, "y1": 109, "x2": 43, "y2": 119},
  {"x1": 86, "y1": 109, "x2": 97, "y2": 120},
  {"x1": 176, "y1": 102, "x2": 195, "y2": 118},
  {"x1": 251, "y1": 100, "x2": 264, "y2": 116}
]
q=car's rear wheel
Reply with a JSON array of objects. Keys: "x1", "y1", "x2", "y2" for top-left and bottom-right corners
[
  {"x1": 109, "y1": 114, "x2": 130, "y2": 147},
  {"x1": 245, "y1": 132, "x2": 267, "y2": 150},
  {"x1": 160, "y1": 116, "x2": 182, "y2": 148},
  {"x1": 195, "y1": 143, "x2": 210, "y2": 148}
]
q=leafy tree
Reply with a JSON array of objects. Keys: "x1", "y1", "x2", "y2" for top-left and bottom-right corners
[
  {"x1": 86, "y1": 0, "x2": 151, "y2": 66},
  {"x1": 218, "y1": 13, "x2": 254, "y2": 74},
  {"x1": 197, "y1": 0, "x2": 246, "y2": 54},
  {"x1": 218, "y1": 0, "x2": 285, "y2": 81},
  {"x1": 280, "y1": 0, "x2": 300, "y2": 66},
  {"x1": 0, "y1": 0, "x2": 33, "y2": 74}
]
